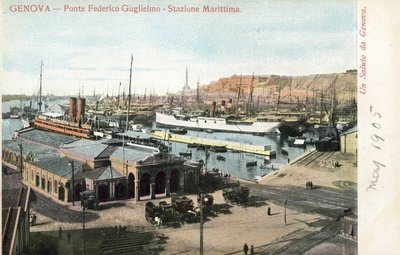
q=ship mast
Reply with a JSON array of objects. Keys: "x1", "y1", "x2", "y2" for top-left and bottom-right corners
[
  {"x1": 235, "y1": 74, "x2": 242, "y2": 117},
  {"x1": 125, "y1": 55, "x2": 133, "y2": 132},
  {"x1": 38, "y1": 61, "x2": 43, "y2": 112},
  {"x1": 196, "y1": 77, "x2": 200, "y2": 104},
  {"x1": 246, "y1": 72, "x2": 255, "y2": 115},
  {"x1": 276, "y1": 78, "x2": 282, "y2": 113}
]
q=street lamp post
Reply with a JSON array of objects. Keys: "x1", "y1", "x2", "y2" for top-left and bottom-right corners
[
  {"x1": 18, "y1": 143, "x2": 23, "y2": 179},
  {"x1": 69, "y1": 160, "x2": 75, "y2": 206},
  {"x1": 82, "y1": 199, "x2": 86, "y2": 255},
  {"x1": 199, "y1": 192, "x2": 204, "y2": 255}
]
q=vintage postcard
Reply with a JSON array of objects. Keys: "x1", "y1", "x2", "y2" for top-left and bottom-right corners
[{"x1": 1, "y1": 0, "x2": 398, "y2": 254}]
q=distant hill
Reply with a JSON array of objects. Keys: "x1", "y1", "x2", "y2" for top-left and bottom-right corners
[{"x1": 199, "y1": 71, "x2": 357, "y2": 105}]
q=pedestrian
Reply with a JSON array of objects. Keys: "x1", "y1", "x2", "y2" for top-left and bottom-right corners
[
  {"x1": 287, "y1": 158, "x2": 290, "y2": 164},
  {"x1": 243, "y1": 243, "x2": 249, "y2": 255},
  {"x1": 59, "y1": 227, "x2": 62, "y2": 239},
  {"x1": 267, "y1": 207, "x2": 271, "y2": 216},
  {"x1": 119, "y1": 225, "x2": 122, "y2": 234},
  {"x1": 250, "y1": 245, "x2": 254, "y2": 255},
  {"x1": 114, "y1": 225, "x2": 118, "y2": 234},
  {"x1": 67, "y1": 231, "x2": 71, "y2": 244}
]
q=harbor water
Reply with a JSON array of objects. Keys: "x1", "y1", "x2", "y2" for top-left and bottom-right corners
[{"x1": 162, "y1": 129, "x2": 312, "y2": 181}]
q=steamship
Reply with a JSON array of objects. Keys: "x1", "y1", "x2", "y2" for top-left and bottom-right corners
[
  {"x1": 34, "y1": 97, "x2": 94, "y2": 139},
  {"x1": 156, "y1": 112, "x2": 281, "y2": 134}
]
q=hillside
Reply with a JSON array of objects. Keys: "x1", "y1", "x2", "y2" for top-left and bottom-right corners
[{"x1": 199, "y1": 71, "x2": 357, "y2": 106}]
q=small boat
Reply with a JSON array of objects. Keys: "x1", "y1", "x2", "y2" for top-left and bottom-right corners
[
  {"x1": 216, "y1": 155, "x2": 225, "y2": 161},
  {"x1": 282, "y1": 148, "x2": 289, "y2": 155},
  {"x1": 246, "y1": 161, "x2": 257, "y2": 167},
  {"x1": 169, "y1": 127, "x2": 187, "y2": 134},
  {"x1": 187, "y1": 143, "x2": 198, "y2": 148},
  {"x1": 210, "y1": 146, "x2": 227, "y2": 153},
  {"x1": 196, "y1": 145, "x2": 207, "y2": 150},
  {"x1": 179, "y1": 150, "x2": 192, "y2": 158},
  {"x1": 206, "y1": 129, "x2": 213, "y2": 133}
]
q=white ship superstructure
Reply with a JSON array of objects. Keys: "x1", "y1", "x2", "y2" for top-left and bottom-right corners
[{"x1": 156, "y1": 112, "x2": 281, "y2": 134}]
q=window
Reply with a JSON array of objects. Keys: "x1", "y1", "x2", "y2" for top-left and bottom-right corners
[
  {"x1": 41, "y1": 178, "x2": 45, "y2": 190},
  {"x1": 36, "y1": 175, "x2": 40, "y2": 187},
  {"x1": 54, "y1": 180, "x2": 58, "y2": 194}
]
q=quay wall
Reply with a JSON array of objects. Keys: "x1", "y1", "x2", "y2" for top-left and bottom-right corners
[{"x1": 152, "y1": 131, "x2": 276, "y2": 156}]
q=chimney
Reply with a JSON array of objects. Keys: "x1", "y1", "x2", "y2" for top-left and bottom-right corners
[
  {"x1": 69, "y1": 97, "x2": 77, "y2": 122},
  {"x1": 212, "y1": 101, "x2": 216, "y2": 117}
]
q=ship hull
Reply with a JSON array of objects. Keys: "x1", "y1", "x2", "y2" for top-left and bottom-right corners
[{"x1": 156, "y1": 112, "x2": 281, "y2": 134}]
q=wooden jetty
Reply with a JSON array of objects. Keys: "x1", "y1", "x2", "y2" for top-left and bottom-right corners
[{"x1": 152, "y1": 131, "x2": 276, "y2": 156}]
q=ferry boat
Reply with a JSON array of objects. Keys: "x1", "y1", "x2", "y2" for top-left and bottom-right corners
[
  {"x1": 34, "y1": 112, "x2": 94, "y2": 139},
  {"x1": 156, "y1": 112, "x2": 281, "y2": 134}
]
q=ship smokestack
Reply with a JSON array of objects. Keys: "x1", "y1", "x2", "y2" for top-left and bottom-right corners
[
  {"x1": 227, "y1": 98, "x2": 233, "y2": 113},
  {"x1": 212, "y1": 101, "x2": 216, "y2": 117},
  {"x1": 69, "y1": 97, "x2": 77, "y2": 122},
  {"x1": 77, "y1": 97, "x2": 86, "y2": 125},
  {"x1": 221, "y1": 100, "x2": 226, "y2": 113}
]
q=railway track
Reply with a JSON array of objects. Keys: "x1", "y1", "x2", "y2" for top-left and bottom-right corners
[
  {"x1": 295, "y1": 150, "x2": 337, "y2": 166},
  {"x1": 246, "y1": 184, "x2": 356, "y2": 219}
]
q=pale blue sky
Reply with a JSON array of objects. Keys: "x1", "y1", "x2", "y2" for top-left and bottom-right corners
[{"x1": 2, "y1": 0, "x2": 357, "y2": 96}]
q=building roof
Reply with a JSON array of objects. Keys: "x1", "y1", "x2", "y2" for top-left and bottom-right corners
[
  {"x1": 2, "y1": 139, "x2": 59, "y2": 161},
  {"x1": 110, "y1": 145, "x2": 157, "y2": 163},
  {"x1": 340, "y1": 125, "x2": 357, "y2": 136},
  {"x1": 60, "y1": 139, "x2": 113, "y2": 161},
  {"x1": 74, "y1": 165, "x2": 123, "y2": 181},
  {"x1": 17, "y1": 128, "x2": 79, "y2": 148},
  {"x1": 100, "y1": 138, "x2": 123, "y2": 146},
  {"x1": 30, "y1": 156, "x2": 84, "y2": 179}
]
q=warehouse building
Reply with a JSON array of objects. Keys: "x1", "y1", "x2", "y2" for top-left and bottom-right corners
[{"x1": 2, "y1": 129, "x2": 200, "y2": 204}]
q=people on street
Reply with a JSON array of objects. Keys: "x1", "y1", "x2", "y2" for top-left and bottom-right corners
[{"x1": 243, "y1": 243, "x2": 249, "y2": 255}]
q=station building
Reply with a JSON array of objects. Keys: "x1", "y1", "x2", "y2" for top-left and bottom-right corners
[{"x1": 2, "y1": 128, "x2": 200, "y2": 204}]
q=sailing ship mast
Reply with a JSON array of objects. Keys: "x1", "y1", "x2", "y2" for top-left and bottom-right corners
[
  {"x1": 125, "y1": 55, "x2": 133, "y2": 132},
  {"x1": 235, "y1": 74, "x2": 242, "y2": 117},
  {"x1": 123, "y1": 55, "x2": 133, "y2": 177},
  {"x1": 38, "y1": 61, "x2": 43, "y2": 112},
  {"x1": 246, "y1": 72, "x2": 255, "y2": 115}
]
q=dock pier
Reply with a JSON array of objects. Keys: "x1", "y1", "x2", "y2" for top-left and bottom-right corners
[{"x1": 152, "y1": 131, "x2": 276, "y2": 157}]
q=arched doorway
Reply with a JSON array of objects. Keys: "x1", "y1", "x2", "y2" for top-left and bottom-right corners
[
  {"x1": 98, "y1": 182, "x2": 109, "y2": 202},
  {"x1": 128, "y1": 173, "x2": 135, "y2": 198},
  {"x1": 58, "y1": 186, "x2": 65, "y2": 201},
  {"x1": 155, "y1": 171, "x2": 166, "y2": 194},
  {"x1": 170, "y1": 169, "x2": 179, "y2": 193},
  {"x1": 75, "y1": 183, "x2": 82, "y2": 201},
  {"x1": 115, "y1": 181, "x2": 125, "y2": 199},
  {"x1": 139, "y1": 173, "x2": 151, "y2": 197}
]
